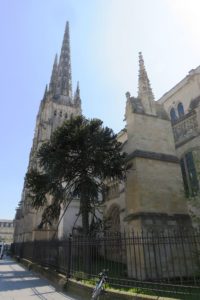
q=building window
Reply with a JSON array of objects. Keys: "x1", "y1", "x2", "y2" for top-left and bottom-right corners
[
  {"x1": 177, "y1": 102, "x2": 184, "y2": 118},
  {"x1": 180, "y1": 152, "x2": 199, "y2": 197},
  {"x1": 170, "y1": 108, "x2": 177, "y2": 122}
]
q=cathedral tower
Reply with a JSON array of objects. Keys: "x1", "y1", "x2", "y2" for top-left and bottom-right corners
[
  {"x1": 124, "y1": 53, "x2": 191, "y2": 231},
  {"x1": 14, "y1": 22, "x2": 81, "y2": 242}
]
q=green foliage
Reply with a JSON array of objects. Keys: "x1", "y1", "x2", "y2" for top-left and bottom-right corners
[
  {"x1": 73, "y1": 271, "x2": 89, "y2": 281},
  {"x1": 26, "y1": 116, "x2": 127, "y2": 233}
]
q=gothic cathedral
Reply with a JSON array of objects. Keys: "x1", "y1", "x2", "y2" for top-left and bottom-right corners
[{"x1": 14, "y1": 22, "x2": 200, "y2": 242}]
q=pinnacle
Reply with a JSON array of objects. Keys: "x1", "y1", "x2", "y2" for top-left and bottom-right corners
[
  {"x1": 137, "y1": 52, "x2": 156, "y2": 115},
  {"x1": 49, "y1": 54, "x2": 58, "y2": 94},
  {"x1": 55, "y1": 21, "x2": 72, "y2": 99},
  {"x1": 54, "y1": 54, "x2": 58, "y2": 65}
]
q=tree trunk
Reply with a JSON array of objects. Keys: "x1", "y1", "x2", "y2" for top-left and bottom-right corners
[{"x1": 80, "y1": 194, "x2": 89, "y2": 235}]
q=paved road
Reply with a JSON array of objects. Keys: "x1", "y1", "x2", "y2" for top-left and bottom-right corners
[{"x1": 0, "y1": 257, "x2": 77, "y2": 300}]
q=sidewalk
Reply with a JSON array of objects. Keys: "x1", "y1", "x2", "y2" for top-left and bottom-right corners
[{"x1": 0, "y1": 257, "x2": 78, "y2": 300}]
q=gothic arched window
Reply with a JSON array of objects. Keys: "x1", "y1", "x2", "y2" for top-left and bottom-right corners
[
  {"x1": 177, "y1": 102, "x2": 184, "y2": 118},
  {"x1": 180, "y1": 151, "x2": 199, "y2": 197},
  {"x1": 170, "y1": 107, "x2": 177, "y2": 122}
]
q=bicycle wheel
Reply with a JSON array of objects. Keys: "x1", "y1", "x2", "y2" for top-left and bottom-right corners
[
  {"x1": 91, "y1": 285, "x2": 102, "y2": 300},
  {"x1": 91, "y1": 289, "x2": 100, "y2": 299}
]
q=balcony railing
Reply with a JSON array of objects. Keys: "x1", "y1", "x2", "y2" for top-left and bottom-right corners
[{"x1": 172, "y1": 111, "x2": 199, "y2": 146}]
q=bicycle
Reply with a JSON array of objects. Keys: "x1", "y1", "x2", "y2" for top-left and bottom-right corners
[{"x1": 91, "y1": 269, "x2": 109, "y2": 300}]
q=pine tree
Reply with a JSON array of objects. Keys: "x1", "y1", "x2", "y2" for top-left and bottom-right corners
[{"x1": 26, "y1": 116, "x2": 126, "y2": 235}]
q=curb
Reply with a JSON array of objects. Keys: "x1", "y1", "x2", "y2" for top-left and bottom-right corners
[
  {"x1": 16, "y1": 257, "x2": 180, "y2": 300},
  {"x1": 65, "y1": 279, "x2": 180, "y2": 300}
]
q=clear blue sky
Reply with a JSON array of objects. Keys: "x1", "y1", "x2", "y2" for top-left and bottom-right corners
[{"x1": 1, "y1": 0, "x2": 200, "y2": 219}]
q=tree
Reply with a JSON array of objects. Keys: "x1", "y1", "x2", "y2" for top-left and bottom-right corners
[{"x1": 26, "y1": 116, "x2": 127, "y2": 235}]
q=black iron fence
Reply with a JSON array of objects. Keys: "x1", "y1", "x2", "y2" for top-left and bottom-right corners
[{"x1": 12, "y1": 229, "x2": 200, "y2": 299}]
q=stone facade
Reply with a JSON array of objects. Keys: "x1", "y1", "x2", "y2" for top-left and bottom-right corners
[
  {"x1": 158, "y1": 66, "x2": 200, "y2": 225},
  {"x1": 0, "y1": 220, "x2": 14, "y2": 244},
  {"x1": 14, "y1": 23, "x2": 199, "y2": 244},
  {"x1": 104, "y1": 62, "x2": 200, "y2": 232},
  {"x1": 104, "y1": 53, "x2": 191, "y2": 233}
]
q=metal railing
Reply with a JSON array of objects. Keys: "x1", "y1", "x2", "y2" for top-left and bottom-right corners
[{"x1": 11, "y1": 229, "x2": 200, "y2": 299}]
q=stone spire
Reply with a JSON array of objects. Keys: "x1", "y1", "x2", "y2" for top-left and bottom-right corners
[
  {"x1": 138, "y1": 52, "x2": 156, "y2": 115},
  {"x1": 43, "y1": 84, "x2": 48, "y2": 100},
  {"x1": 56, "y1": 21, "x2": 72, "y2": 99},
  {"x1": 74, "y1": 81, "x2": 80, "y2": 98},
  {"x1": 74, "y1": 81, "x2": 81, "y2": 108},
  {"x1": 49, "y1": 54, "x2": 58, "y2": 94}
]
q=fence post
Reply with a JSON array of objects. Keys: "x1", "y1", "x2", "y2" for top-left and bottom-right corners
[{"x1": 67, "y1": 234, "x2": 72, "y2": 279}]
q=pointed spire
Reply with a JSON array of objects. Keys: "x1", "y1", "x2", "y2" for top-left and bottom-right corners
[
  {"x1": 56, "y1": 21, "x2": 72, "y2": 99},
  {"x1": 138, "y1": 52, "x2": 156, "y2": 115},
  {"x1": 43, "y1": 84, "x2": 48, "y2": 100},
  {"x1": 75, "y1": 81, "x2": 80, "y2": 98},
  {"x1": 49, "y1": 54, "x2": 58, "y2": 94},
  {"x1": 74, "y1": 81, "x2": 81, "y2": 107}
]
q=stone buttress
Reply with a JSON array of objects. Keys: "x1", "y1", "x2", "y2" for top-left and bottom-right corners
[{"x1": 124, "y1": 52, "x2": 191, "y2": 231}]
